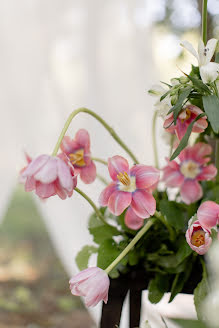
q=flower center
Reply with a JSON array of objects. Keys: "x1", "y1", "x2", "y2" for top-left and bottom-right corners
[
  {"x1": 69, "y1": 149, "x2": 86, "y2": 167},
  {"x1": 117, "y1": 172, "x2": 136, "y2": 192},
  {"x1": 191, "y1": 230, "x2": 205, "y2": 247},
  {"x1": 180, "y1": 160, "x2": 200, "y2": 179},
  {"x1": 180, "y1": 108, "x2": 191, "y2": 123}
]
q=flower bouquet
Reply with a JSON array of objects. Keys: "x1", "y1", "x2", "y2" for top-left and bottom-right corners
[{"x1": 20, "y1": 1, "x2": 219, "y2": 327}]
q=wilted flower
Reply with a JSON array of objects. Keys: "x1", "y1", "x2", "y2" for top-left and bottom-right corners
[
  {"x1": 99, "y1": 156, "x2": 160, "y2": 218},
  {"x1": 186, "y1": 219, "x2": 212, "y2": 255},
  {"x1": 163, "y1": 105, "x2": 208, "y2": 140},
  {"x1": 197, "y1": 200, "x2": 219, "y2": 230},
  {"x1": 69, "y1": 267, "x2": 110, "y2": 307},
  {"x1": 61, "y1": 129, "x2": 96, "y2": 184},
  {"x1": 163, "y1": 143, "x2": 217, "y2": 204},
  {"x1": 21, "y1": 153, "x2": 77, "y2": 199},
  {"x1": 181, "y1": 38, "x2": 219, "y2": 83}
]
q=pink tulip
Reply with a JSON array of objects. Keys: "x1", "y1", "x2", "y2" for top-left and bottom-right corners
[
  {"x1": 99, "y1": 156, "x2": 160, "y2": 218},
  {"x1": 163, "y1": 105, "x2": 208, "y2": 140},
  {"x1": 163, "y1": 143, "x2": 217, "y2": 204},
  {"x1": 69, "y1": 267, "x2": 110, "y2": 307},
  {"x1": 60, "y1": 129, "x2": 96, "y2": 184},
  {"x1": 21, "y1": 153, "x2": 77, "y2": 199},
  {"x1": 197, "y1": 201, "x2": 219, "y2": 230},
  {"x1": 186, "y1": 220, "x2": 212, "y2": 255},
  {"x1": 19, "y1": 152, "x2": 32, "y2": 184}
]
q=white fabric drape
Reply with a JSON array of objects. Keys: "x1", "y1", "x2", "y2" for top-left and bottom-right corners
[{"x1": 0, "y1": 0, "x2": 195, "y2": 326}]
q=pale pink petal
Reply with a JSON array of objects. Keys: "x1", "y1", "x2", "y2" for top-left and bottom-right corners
[
  {"x1": 80, "y1": 161, "x2": 96, "y2": 184},
  {"x1": 57, "y1": 158, "x2": 74, "y2": 191},
  {"x1": 125, "y1": 207, "x2": 144, "y2": 230},
  {"x1": 163, "y1": 113, "x2": 175, "y2": 133},
  {"x1": 192, "y1": 118, "x2": 208, "y2": 133},
  {"x1": 25, "y1": 176, "x2": 36, "y2": 191},
  {"x1": 22, "y1": 154, "x2": 49, "y2": 177},
  {"x1": 197, "y1": 165, "x2": 217, "y2": 181},
  {"x1": 69, "y1": 267, "x2": 99, "y2": 285},
  {"x1": 175, "y1": 121, "x2": 187, "y2": 140},
  {"x1": 99, "y1": 183, "x2": 117, "y2": 207},
  {"x1": 180, "y1": 180, "x2": 203, "y2": 204},
  {"x1": 197, "y1": 201, "x2": 219, "y2": 230},
  {"x1": 108, "y1": 156, "x2": 130, "y2": 181},
  {"x1": 34, "y1": 157, "x2": 58, "y2": 184},
  {"x1": 75, "y1": 129, "x2": 90, "y2": 149},
  {"x1": 131, "y1": 190, "x2": 156, "y2": 218},
  {"x1": 191, "y1": 143, "x2": 212, "y2": 164},
  {"x1": 163, "y1": 163, "x2": 184, "y2": 187},
  {"x1": 131, "y1": 165, "x2": 160, "y2": 190},
  {"x1": 188, "y1": 105, "x2": 204, "y2": 116},
  {"x1": 55, "y1": 180, "x2": 68, "y2": 200},
  {"x1": 60, "y1": 136, "x2": 79, "y2": 154},
  {"x1": 108, "y1": 190, "x2": 132, "y2": 216},
  {"x1": 35, "y1": 182, "x2": 56, "y2": 199}
]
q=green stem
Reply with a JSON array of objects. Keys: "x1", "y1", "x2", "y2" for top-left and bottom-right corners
[
  {"x1": 169, "y1": 134, "x2": 174, "y2": 158},
  {"x1": 215, "y1": 139, "x2": 219, "y2": 183},
  {"x1": 92, "y1": 157, "x2": 108, "y2": 166},
  {"x1": 74, "y1": 187, "x2": 111, "y2": 227},
  {"x1": 52, "y1": 107, "x2": 139, "y2": 163},
  {"x1": 105, "y1": 219, "x2": 155, "y2": 274},
  {"x1": 154, "y1": 210, "x2": 175, "y2": 241},
  {"x1": 152, "y1": 110, "x2": 159, "y2": 169},
  {"x1": 202, "y1": 0, "x2": 208, "y2": 45}
]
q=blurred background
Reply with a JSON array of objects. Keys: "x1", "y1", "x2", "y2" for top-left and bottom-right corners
[{"x1": 0, "y1": 0, "x2": 218, "y2": 327}]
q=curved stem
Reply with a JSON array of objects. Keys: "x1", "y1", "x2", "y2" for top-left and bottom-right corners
[
  {"x1": 52, "y1": 107, "x2": 139, "y2": 163},
  {"x1": 154, "y1": 210, "x2": 175, "y2": 241},
  {"x1": 152, "y1": 110, "x2": 159, "y2": 169},
  {"x1": 202, "y1": 0, "x2": 208, "y2": 45},
  {"x1": 74, "y1": 187, "x2": 112, "y2": 227},
  {"x1": 105, "y1": 218, "x2": 155, "y2": 274},
  {"x1": 92, "y1": 157, "x2": 108, "y2": 166}
]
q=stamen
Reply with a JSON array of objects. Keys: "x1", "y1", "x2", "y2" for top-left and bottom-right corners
[
  {"x1": 117, "y1": 171, "x2": 131, "y2": 186},
  {"x1": 180, "y1": 108, "x2": 191, "y2": 123},
  {"x1": 69, "y1": 149, "x2": 86, "y2": 167},
  {"x1": 191, "y1": 230, "x2": 205, "y2": 247}
]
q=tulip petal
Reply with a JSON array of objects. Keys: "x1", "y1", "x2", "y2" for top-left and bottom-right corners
[
  {"x1": 108, "y1": 190, "x2": 132, "y2": 216},
  {"x1": 34, "y1": 157, "x2": 58, "y2": 184},
  {"x1": 75, "y1": 129, "x2": 90, "y2": 149},
  {"x1": 108, "y1": 156, "x2": 129, "y2": 181},
  {"x1": 25, "y1": 176, "x2": 36, "y2": 191},
  {"x1": 57, "y1": 158, "x2": 74, "y2": 191},
  {"x1": 125, "y1": 207, "x2": 144, "y2": 230},
  {"x1": 180, "y1": 180, "x2": 203, "y2": 204},
  {"x1": 197, "y1": 201, "x2": 219, "y2": 230},
  {"x1": 131, "y1": 190, "x2": 156, "y2": 218},
  {"x1": 22, "y1": 154, "x2": 49, "y2": 177},
  {"x1": 131, "y1": 165, "x2": 160, "y2": 190},
  {"x1": 80, "y1": 161, "x2": 96, "y2": 184},
  {"x1": 197, "y1": 164, "x2": 217, "y2": 181},
  {"x1": 99, "y1": 183, "x2": 117, "y2": 207},
  {"x1": 35, "y1": 182, "x2": 56, "y2": 199}
]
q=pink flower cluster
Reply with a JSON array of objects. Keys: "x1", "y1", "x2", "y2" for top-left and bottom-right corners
[
  {"x1": 163, "y1": 142, "x2": 217, "y2": 204},
  {"x1": 186, "y1": 201, "x2": 219, "y2": 255},
  {"x1": 99, "y1": 156, "x2": 160, "y2": 230}
]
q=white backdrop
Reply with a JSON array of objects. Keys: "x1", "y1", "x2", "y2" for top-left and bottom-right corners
[{"x1": 0, "y1": 0, "x2": 195, "y2": 327}]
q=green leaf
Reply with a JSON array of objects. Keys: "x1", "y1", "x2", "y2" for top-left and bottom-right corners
[
  {"x1": 203, "y1": 95, "x2": 219, "y2": 134},
  {"x1": 88, "y1": 212, "x2": 120, "y2": 244},
  {"x1": 75, "y1": 245, "x2": 98, "y2": 271},
  {"x1": 168, "y1": 86, "x2": 192, "y2": 123},
  {"x1": 97, "y1": 239, "x2": 121, "y2": 275},
  {"x1": 194, "y1": 262, "x2": 209, "y2": 321},
  {"x1": 148, "y1": 278, "x2": 164, "y2": 304},
  {"x1": 171, "y1": 319, "x2": 207, "y2": 328},
  {"x1": 169, "y1": 259, "x2": 192, "y2": 302},
  {"x1": 160, "y1": 200, "x2": 185, "y2": 230},
  {"x1": 170, "y1": 113, "x2": 205, "y2": 160},
  {"x1": 186, "y1": 74, "x2": 211, "y2": 94},
  {"x1": 215, "y1": 52, "x2": 219, "y2": 64}
]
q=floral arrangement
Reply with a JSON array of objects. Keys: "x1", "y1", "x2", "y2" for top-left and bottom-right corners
[{"x1": 20, "y1": 0, "x2": 219, "y2": 325}]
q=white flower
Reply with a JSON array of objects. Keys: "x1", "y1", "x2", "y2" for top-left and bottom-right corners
[
  {"x1": 181, "y1": 39, "x2": 219, "y2": 84},
  {"x1": 148, "y1": 84, "x2": 171, "y2": 119}
]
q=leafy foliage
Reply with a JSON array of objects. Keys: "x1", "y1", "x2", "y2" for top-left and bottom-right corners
[
  {"x1": 76, "y1": 245, "x2": 98, "y2": 271},
  {"x1": 194, "y1": 261, "x2": 209, "y2": 321},
  {"x1": 203, "y1": 95, "x2": 219, "y2": 134}
]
